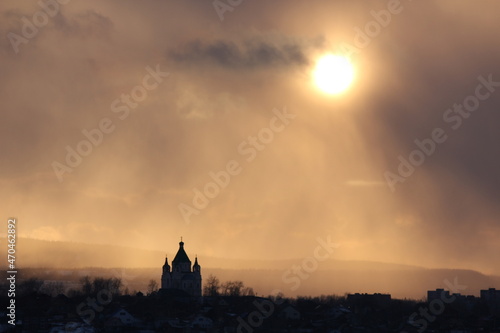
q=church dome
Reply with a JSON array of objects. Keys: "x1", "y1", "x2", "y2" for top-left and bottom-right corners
[{"x1": 172, "y1": 240, "x2": 191, "y2": 264}]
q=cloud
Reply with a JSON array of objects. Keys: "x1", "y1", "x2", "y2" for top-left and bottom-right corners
[
  {"x1": 176, "y1": 88, "x2": 248, "y2": 120},
  {"x1": 168, "y1": 38, "x2": 310, "y2": 69},
  {"x1": 27, "y1": 226, "x2": 63, "y2": 241},
  {"x1": 1, "y1": 0, "x2": 500, "y2": 278},
  {"x1": 53, "y1": 9, "x2": 114, "y2": 38}
]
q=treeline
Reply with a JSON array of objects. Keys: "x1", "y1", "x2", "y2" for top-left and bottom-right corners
[
  {"x1": 0, "y1": 274, "x2": 259, "y2": 299},
  {"x1": 0, "y1": 278, "x2": 65, "y2": 297},
  {"x1": 78, "y1": 276, "x2": 122, "y2": 297},
  {"x1": 0, "y1": 276, "x2": 128, "y2": 298},
  {"x1": 203, "y1": 274, "x2": 255, "y2": 297}
]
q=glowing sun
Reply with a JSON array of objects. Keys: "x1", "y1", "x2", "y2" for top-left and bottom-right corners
[{"x1": 313, "y1": 54, "x2": 355, "y2": 95}]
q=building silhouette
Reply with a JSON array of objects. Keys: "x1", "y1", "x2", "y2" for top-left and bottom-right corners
[
  {"x1": 427, "y1": 288, "x2": 450, "y2": 302},
  {"x1": 161, "y1": 239, "x2": 202, "y2": 297},
  {"x1": 481, "y1": 288, "x2": 500, "y2": 314},
  {"x1": 347, "y1": 293, "x2": 391, "y2": 308}
]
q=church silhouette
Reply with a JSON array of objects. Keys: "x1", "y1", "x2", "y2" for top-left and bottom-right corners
[{"x1": 161, "y1": 239, "x2": 202, "y2": 297}]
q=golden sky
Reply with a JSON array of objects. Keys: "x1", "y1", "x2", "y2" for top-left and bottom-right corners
[{"x1": 1, "y1": 0, "x2": 500, "y2": 275}]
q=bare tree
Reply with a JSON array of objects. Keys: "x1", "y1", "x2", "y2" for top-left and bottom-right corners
[
  {"x1": 109, "y1": 277, "x2": 122, "y2": 296},
  {"x1": 204, "y1": 277, "x2": 254, "y2": 297},
  {"x1": 92, "y1": 277, "x2": 108, "y2": 294},
  {"x1": 203, "y1": 274, "x2": 220, "y2": 297},
  {"x1": 221, "y1": 280, "x2": 244, "y2": 296},
  {"x1": 80, "y1": 276, "x2": 92, "y2": 295},
  {"x1": 242, "y1": 286, "x2": 255, "y2": 296},
  {"x1": 269, "y1": 291, "x2": 285, "y2": 304},
  {"x1": 147, "y1": 279, "x2": 158, "y2": 295},
  {"x1": 80, "y1": 276, "x2": 122, "y2": 296}
]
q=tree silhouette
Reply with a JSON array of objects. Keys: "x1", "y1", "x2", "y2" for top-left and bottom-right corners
[
  {"x1": 40, "y1": 281, "x2": 65, "y2": 296},
  {"x1": 147, "y1": 279, "x2": 158, "y2": 295},
  {"x1": 18, "y1": 278, "x2": 43, "y2": 296},
  {"x1": 79, "y1": 276, "x2": 122, "y2": 296},
  {"x1": 80, "y1": 276, "x2": 92, "y2": 295},
  {"x1": 204, "y1": 276, "x2": 255, "y2": 296},
  {"x1": 203, "y1": 274, "x2": 221, "y2": 296}
]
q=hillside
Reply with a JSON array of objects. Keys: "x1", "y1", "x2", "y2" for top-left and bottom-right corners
[{"x1": 5, "y1": 238, "x2": 500, "y2": 299}]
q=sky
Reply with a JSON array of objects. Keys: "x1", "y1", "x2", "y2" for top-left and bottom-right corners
[{"x1": 1, "y1": 0, "x2": 500, "y2": 276}]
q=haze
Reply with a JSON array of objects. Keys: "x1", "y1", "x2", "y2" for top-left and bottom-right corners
[{"x1": 1, "y1": 0, "x2": 499, "y2": 286}]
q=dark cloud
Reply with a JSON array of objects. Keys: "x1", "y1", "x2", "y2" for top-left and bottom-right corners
[
  {"x1": 53, "y1": 10, "x2": 114, "y2": 38},
  {"x1": 168, "y1": 39, "x2": 309, "y2": 69}
]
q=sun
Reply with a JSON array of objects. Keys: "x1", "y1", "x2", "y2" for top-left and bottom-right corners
[{"x1": 313, "y1": 54, "x2": 355, "y2": 95}]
